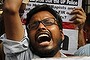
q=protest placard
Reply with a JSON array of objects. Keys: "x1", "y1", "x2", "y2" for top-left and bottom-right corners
[{"x1": 25, "y1": 0, "x2": 82, "y2": 22}]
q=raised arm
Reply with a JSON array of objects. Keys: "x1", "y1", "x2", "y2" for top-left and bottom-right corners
[
  {"x1": 3, "y1": 0, "x2": 24, "y2": 41},
  {"x1": 69, "y1": 8, "x2": 86, "y2": 48}
]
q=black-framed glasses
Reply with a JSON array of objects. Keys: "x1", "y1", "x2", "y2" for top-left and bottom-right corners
[{"x1": 27, "y1": 18, "x2": 57, "y2": 30}]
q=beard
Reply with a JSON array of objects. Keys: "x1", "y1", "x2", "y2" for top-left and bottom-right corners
[
  {"x1": 30, "y1": 44, "x2": 58, "y2": 57},
  {"x1": 29, "y1": 39, "x2": 63, "y2": 58}
]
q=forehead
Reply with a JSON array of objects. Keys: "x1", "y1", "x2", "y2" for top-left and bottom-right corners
[{"x1": 30, "y1": 11, "x2": 55, "y2": 21}]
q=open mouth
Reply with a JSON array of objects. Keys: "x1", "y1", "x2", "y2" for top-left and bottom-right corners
[
  {"x1": 36, "y1": 32, "x2": 52, "y2": 44},
  {"x1": 37, "y1": 34, "x2": 51, "y2": 43}
]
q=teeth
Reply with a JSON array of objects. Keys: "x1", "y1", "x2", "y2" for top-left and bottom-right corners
[{"x1": 38, "y1": 34, "x2": 49, "y2": 39}]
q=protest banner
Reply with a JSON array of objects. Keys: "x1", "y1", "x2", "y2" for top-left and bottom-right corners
[{"x1": 24, "y1": 0, "x2": 82, "y2": 22}]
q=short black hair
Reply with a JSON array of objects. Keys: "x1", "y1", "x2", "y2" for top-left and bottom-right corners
[{"x1": 26, "y1": 4, "x2": 63, "y2": 30}]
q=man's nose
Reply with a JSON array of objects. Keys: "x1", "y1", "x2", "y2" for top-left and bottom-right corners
[{"x1": 37, "y1": 23, "x2": 47, "y2": 31}]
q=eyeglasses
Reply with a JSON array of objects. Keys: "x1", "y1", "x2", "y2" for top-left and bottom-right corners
[{"x1": 27, "y1": 18, "x2": 58, "y2": 30}]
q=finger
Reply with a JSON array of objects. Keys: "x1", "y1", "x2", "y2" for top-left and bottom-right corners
[
  {"x1": 70, "y1": 10, "x2": 86, "y2": 16},
  {"x1": 73, "y1": 18, "x2": 85, "y2": 25},
  {"x1": 69, "y1": 15, "x2": 77, "y2": 21},
  {"x1": 70, "y1": 14, "x2": 86, "y2": 21},
  {"x1": 70, "y1": 8, "x2": 86, "y2": 17},
  {"x1": 74, "y1": 8, "x2": 85, "y2": 12},
  {"x1": 73, "y1": 19, "x2": 82, "y2": 25}
]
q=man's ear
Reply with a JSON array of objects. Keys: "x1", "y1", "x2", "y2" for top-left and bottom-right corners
[{"x1": 60, "y1": 30, "x2": 64, "y2": 41}]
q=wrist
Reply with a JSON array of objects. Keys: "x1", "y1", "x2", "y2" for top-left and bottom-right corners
[{"x1": 78, "y1": 24, "x2": 84, "y2": 30}]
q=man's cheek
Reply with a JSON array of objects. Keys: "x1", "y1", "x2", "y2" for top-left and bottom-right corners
[{"x1": 29, "y1": 32, "x2": 35, "y2": 39}]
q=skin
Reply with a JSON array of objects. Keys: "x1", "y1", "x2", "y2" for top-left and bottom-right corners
[
  {"x1": 28, "y1": 11, "x2": 64, "y2": 57},
  {"x1": 3, "y1": 0, "x2": 24, "y2": 41},
  {"x1": 69, "y1": 8, "x2": 86, "y2": 48},
  {"x1": 3, "y1": 0, "x2": 86, "y2": 58},
  {"x1": 69, "y1": 8, "x2": 86, "y2": 25},
  {"x1": 3, "y1": 0, "x2": 64, "y2": 58}
]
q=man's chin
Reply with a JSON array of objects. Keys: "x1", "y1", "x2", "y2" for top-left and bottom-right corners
[{"x1": 34, "y1": 48, "x2": 57, "y2": 57}]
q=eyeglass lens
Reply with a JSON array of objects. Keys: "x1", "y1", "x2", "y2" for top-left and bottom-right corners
[{"x1": 28, "y1": 18, "x2": 56, "y2": 30}]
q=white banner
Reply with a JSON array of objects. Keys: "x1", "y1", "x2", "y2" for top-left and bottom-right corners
[
  {"x1": 61, "y1": 29, "x2": 78, "y2": 54},
  {"x1": 24, "y1": 0, "x2": 82, "y2": 22}
]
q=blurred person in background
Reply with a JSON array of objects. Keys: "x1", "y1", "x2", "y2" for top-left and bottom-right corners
[{"x1": 74, "y1": 13, "x2": 90, "y2": 56}]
